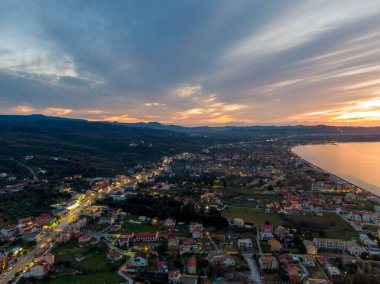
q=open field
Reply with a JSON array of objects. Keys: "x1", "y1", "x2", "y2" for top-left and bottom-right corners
[
  {"x1": 0, "y1": 194, "x2": 52, "y2": 225},
  {"x1": 283, "y1": 213, "x2": 358, "y2": 240},
  {"x1": 124, "y1": 221, "x2": 158, "y2": 232},
  {"x1": 31, "y1": 271, "x2": 125, "y2": 284},
  {"x1": 223, "y1": 207, "x2": 283, "y2": 226},
  {"x1": 224, "y1": 208, "x2": 358, "y2": 240}
]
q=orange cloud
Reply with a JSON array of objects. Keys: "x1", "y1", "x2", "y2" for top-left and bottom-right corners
[
  {"x1": 11, "y1": 105, "x2": 35, "y2": 114},
  {"x1": 43, "y1": 108, "x2": 73, "y2": 116},
  {"x1": 102, "y1": 114, "x2": 143, "y2": 123}
]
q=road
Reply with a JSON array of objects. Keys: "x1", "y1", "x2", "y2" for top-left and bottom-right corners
[
  {"x1": 206, "y1": 233, "x2": 221, "y2": 252},
  {"x1": 1, "y1": 200, "x2": 88, "y2": 284},
  {"x1": 243, "y1": 254, "x2": 261, "y2": 284},
  {"x1": 2, "y1": 156, "x2": 170, "y2": 283}
]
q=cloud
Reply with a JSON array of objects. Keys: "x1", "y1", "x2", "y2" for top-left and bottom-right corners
[
  {"x1": 11, "y1": 105, "x2": 35, "y2": 114},
  {"x1": 171, "y1": 84, "x2": 202, "y2": 98},
  {"x1": 102, "y1": 114, "x2": 143, "y2": 123},
  {"x1": 42, "y1": 107, "x2": 72, "y2": 116},
  {"x1": 1, "y1": 1, "x2": 380, "y2": 125}
]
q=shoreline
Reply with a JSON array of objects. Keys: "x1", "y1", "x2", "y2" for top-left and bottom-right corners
[{"x1": 290, "y1": 145, "x2": 380, "y2": 199}]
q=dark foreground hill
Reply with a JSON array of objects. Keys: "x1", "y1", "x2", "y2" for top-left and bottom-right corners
[{"x1": 0, "y1": 115, "x2": 207, "y2": 178}]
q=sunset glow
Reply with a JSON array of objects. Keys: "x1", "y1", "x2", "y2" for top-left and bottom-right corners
[{"x1": 1, "y1": 1, "x2": 380, "y2": 126}]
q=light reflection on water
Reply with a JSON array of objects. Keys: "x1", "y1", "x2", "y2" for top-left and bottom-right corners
[{"x1": 292, "y1": 142, "x2": 380, "y2": 196}]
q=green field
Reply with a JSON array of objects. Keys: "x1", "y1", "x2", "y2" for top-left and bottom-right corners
[
  {"x1": 224, "y1": 208, "x2": 358, "y2": 240},
  {"x1": 283, "y1": 213, "x2": 358, "y2": 240},
  {"x1": 223, "y1": 207, "x2": 283, "y2": 226},
  {"x1": 38, "y1": 271, "x2": 124, "y2": 284},
  {"x1": 50, "y1": 240, "x2": 122, "y2": 281},
  {"x1": 124, "y1": 221, "x2": 158, "y2": 232},
  {"x1": 0, "y1": 191, "x2": 62, "y2": 226}
]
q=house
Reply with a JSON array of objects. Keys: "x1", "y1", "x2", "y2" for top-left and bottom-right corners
[
  {"x1": 359, "y1": 234, "x2": 378, "y2": 248},
  {"x1": 138, "y1": 216, "x2": 150, "y2": 222},
  {"x1": 169, "y1": 271, "x2": 181, "y2": 283},
  {"x1": 259, "y1": 255, "x2": 279, "y2": 270},
  {"x1": 107, "y1": 250, "x2": 123, "y2": 262},
  {"x1": 233, "y1": 218, "x2": 245, "y2": 227},
  {"x1": 134, "y1": 231, "x2": 158, "y2": 242},
  {"x1": 278, "y1": 254, "x2": 294, "y2": 264},
  {"x1": 313, "y1": 238, "x2": 346, "y2": 251},
  {"x1": 0, "y1": 253, "x2": 8, "y2": 271},
  {"x1": 29, "y1": 261, "x2": 51, "y2": 278},
  {"x1": 1, "y1": 226, "x2": 18, "y2": 238},
  {"x1": 125, "y1": 265, "x2": 138, "y2": 273},
  {"x1": 274, "y1": 226, "x2": 287, "y2": 240},
  {"x1": 346, "y1": 241, "x2": 364, "y2": 256},
  {"x1": 326, "y1": 265, "x2": 341, "y2": 280},
  {"x1": 207, "y1": 252, "x2": 235, "y2": 267},
  {"x1": 237, "y1": 239, "x2": 253, "y2": 250},
  {"x1": 164, "y1": 217, "x2": 176, "y2": 228},
  {"x1": 75, "y1": 255, "x2": 86, "y2": 262},
  {"x1": 303, "y1": 240, "x2": 318, "y2": 255},
  {"x1": 130, "y1": 252, "x2": 148, "y2": 266},
  {"x1": 180, "y1": 238, "x2": 198, "y2": 254},
  {"x1": 168, "y1": 231, "x2": 179, "y2": 249},
  {"x1": 285, "y1": 263, "x2": 301, "y2": 282},
  {"x1": 157, "y1": 261, "x2": 168, "y2": 273},
  {"x1": 78, "y1": 234, "x2": 92, "y2": 245},
  {"x1": 189, "y1": 222, "x2": 203, "y2": 232},
  {"x1": 192, "y1": 228, "x2": 203, "y2": 239},
  {"x1": 187, "y1": 256, "x2": 197, "y2": 275},
  {"x1": 302, "y1": 255, "x2": 316, "y2": 267},
  {"x1": 259, "y1": 224, "x2": 274, "y2": 240},
  {"x1": 57, "y1": 233, "x2": 71, "y2": 244},
  {"x1": 35, "y1": 253, "x2": 55, "y2": 265},
  {"x1": 35, "y1": 213, "x2": 54, "y2": 227}
]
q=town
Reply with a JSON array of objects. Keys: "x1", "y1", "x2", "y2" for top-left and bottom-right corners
[{"x1": 0, "y1": 139, "x2": 380, "y2": 284}]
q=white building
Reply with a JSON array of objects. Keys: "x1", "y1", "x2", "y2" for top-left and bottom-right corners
[
  {"x1": 313, "y1": 238, "x2": 346, "y2": 251},
  {"x1": 237, "y1": 239, "x2": 253, "y2": 249}
]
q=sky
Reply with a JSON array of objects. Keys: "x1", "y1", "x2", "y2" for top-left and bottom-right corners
[{"x1": 1, "y1": 0, "x2": 380, "y2": 126}]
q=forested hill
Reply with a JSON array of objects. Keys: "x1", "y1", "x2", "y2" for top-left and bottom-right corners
[{"x1": 0, "y1": 115, "x2": 207, "y2": 178}]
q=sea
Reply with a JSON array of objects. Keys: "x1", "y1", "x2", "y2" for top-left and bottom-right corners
[{"x1": 292, "y1": 142, "x2": 380, "y2": 197}]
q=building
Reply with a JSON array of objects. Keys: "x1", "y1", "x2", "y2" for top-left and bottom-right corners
[
  {"x1": 237, "y1": 239, "x2": 253, "y2": 249},
  {"x1": 107, "y1": 250, "x2": 123, "y2": 262},
  {"x1": 233, "y1": 218, "x2": 245, "y2": 227},
  {"x1": 169, "y1": 271, "x2": 181, "y2": 283},
  {"x1": 326, "y1": 266, "x2": 341, "y2": 280},
  {"x1": 359, "y1": 234, "x2": 378, "y2": 248},
  {"x1": 189, "y1": 222, "x2": 203, "y2": 232},
  {"x1": 259, "y1": 224, "x2": 274, "y2": 240},
  {"x1": 192, "y1": 228, "x2": 203, "y2": 239},
  {"x1": 303, "y1": 240, "x2": 318, "y2": 255},
  {"x1": 29, "y1": 261, "x2": 50, "y2": 278},
  {"x1": 35, "y1": 253, "x2": 55, "y2": 265},
  {"x1": 78, "y1": 234, "x2": 92, "y2": 245},
  {"x1": 0, "y1": 253, "x2": 8, "y2": 271},
  {"x1": 187, "y1": 256, "x2": 197, "y2": 275},
  {"x1": 57, "y1": 233, "x2": 71, "y2": 244},
  {"x1": 134, "y1": 231, "x2": 158, "y2": 242},
  {"x1": 268, "y1": 239, "x2": 283, "y2": 252},
  {"x1": 164, "y1": 217, "x2": 176, "y2": 228},
  {"x1": 180, "y1": 238, "x2": 198, "y2": 254},
  {"x1": 346, "y1": 241, "x2": 364, "y2": 256},
  {"x1": 313, "y1": 238, "x2": 346, "y2": 251},
  {"x1": 157, "y1": 261, "x2": 168, "y2": 273},
  {"x1": 130, "y1": 252, "x2": 148, "y2": 266},
  {"x1": 168, "y1": 231, "x2": 179, "y2": 249},
  {"x1": 207, "y1": 252, "x2": 235, "y2": 267},
  {"x1": 259, "y1": 255, "x2": 279, "y2": 270}
]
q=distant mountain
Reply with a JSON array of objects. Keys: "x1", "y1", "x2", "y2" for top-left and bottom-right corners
[
  {"x1": 117, "y1": 120, "x2": 380, "y2": 137},
  {"x1": 0, "y1": 115, "x2": 207, "y2": 178}
]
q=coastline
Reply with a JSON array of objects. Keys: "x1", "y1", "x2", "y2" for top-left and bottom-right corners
[{"x1": 290, "y1": 145, "x2": 380, "y2": 199}]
